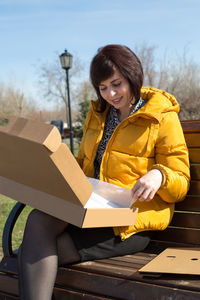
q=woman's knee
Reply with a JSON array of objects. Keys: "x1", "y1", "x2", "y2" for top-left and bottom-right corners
[
  {"x1": 57, "y1": 232, "x2": 80, "y2": 265},
  {"x1": 25, "y1": 209, "x2": 68, "y2": 236}
]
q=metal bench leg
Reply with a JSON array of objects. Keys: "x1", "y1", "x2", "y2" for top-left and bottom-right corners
[{"x1": 2, "y1": 202, "x2": 26, "y2": 257}]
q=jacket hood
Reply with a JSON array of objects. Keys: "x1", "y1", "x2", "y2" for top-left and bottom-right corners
[
  {"x1": 140, "y1": 87, "x2": 180, "y2": 121},
  {"x1": 91, "y1": 87, "x2": 180, "y2": 123}
]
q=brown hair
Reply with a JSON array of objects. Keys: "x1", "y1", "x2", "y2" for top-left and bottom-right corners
[{"x1": 90, "y1": 44, "x2": 143, "y2": 112}]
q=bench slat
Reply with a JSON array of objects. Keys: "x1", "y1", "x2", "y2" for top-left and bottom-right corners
[
  {"x1": 191, "y1": 164, "x2": 200, "y2": 180},
  {"x1": 56, "y1": 267, "x2": 200, "y2": 300},
  {"x1": 181, "y1": 120, "x2": 200, "y2": 132},
  {"x1": 0, "y1": 292, "x2": 18, "y2": 300},
  {"x1": 0, "y1": 273, "x2": 18, "y2": 297},
  {"x1": 170, "y1": 212, "x2": 200, "y2": 228},
  {"x1": 153, "y1": 227, "x2": 200, "y2": 245},
  {"x1": 184, "y1": 133, "x2": 200, "y2": 147},
  {"x1": 175, "y1": 196, "x2": 200, "y2": 212},
  {"x1": 53, "y1": 287, "x2": 112, "y2": 300},
  {"x1": 189, "y1": 148, "x2": 200, "y2": 163},
  {"x1": 69, "y1": 258, "x2": 200, "y2": 292},
  {"x1": 188, "y1": 181, "x2": 200, "y2": 195}
]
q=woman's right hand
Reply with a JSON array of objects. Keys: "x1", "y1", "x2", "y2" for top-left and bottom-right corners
[{"x1": 131, "y1": 169, "x2": 163, "y2": 203}]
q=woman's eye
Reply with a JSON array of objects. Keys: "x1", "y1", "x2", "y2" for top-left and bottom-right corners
[
  {"x1": 113, "y1": 82, "x2": 121, "y2": 87},
  {"x1": 99, "y1": 86, "x2": 106, "y2": 91}
]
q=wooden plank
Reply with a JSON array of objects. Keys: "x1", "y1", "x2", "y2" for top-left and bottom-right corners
[
  {"x1": 191, "y1": 164, "x2": 200, "y2": 180},
  {"x1": 153, "y1": 227, "x2": 200, "y2": 245},
  {"x1": 184, "y1": 133, "x2": 200, "y2": 147},
  {"x1": 0, "y1": 273, "x2": 18, "y2": 297},
  {"x1": 0, "y1": 256, "x2": 18, "y2": 276},
  {"x1": 53, "y1": 286, "x2": 113, "y2": 300},
  {"x1": 72, "y1": 259, "x2": 142, "y2": 276},
  {"x1": 188, "y1": 181, "x2": 200, "y2": 195},
  {"x1": 64, "y1": 258, "x2": 200, "y2": 292},
  {"x1": 181, "y1": 120, "x2": 200, "y2": 132},
  {"x1": 175, "y1": 196, "x2": 200, "y2": 212},
  {"x1": 0, "y1": 293, "x2": 18, "y2": 300},
  {"x1": 170, "y1": 212, "x2": 200, "y2": 229},
  {"x1": 56, "y1": 267, "x2": 200, "y2": 300},
  {"x1": 189, "y1": 148, "x2": 200, "y2": 163},
  {"x1": 107, "y1": 253, "x2": 156, "y2": 263}
]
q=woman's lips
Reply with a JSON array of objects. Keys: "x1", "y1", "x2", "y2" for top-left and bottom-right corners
[{"x1": 112, "y1": 97, "x2": 122, "y2": 105}]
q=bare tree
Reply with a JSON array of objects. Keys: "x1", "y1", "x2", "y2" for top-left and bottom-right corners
[
  {"x1": 135, "y1": 44, "x2": 200, "y2": 120},
  {"x1": 0, "y1": 83, "x2": 38, "y2": 118},
  {"x1": 134, "y1": 43, "x2": 157, "y2": 87}
]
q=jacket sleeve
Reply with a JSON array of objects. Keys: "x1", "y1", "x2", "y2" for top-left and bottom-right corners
[{"x1": 152, "y1": 111, "x2": 190, "y2": 203}]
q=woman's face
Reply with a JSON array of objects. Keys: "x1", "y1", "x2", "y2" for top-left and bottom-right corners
[{"x1": 99, "y1": 68, "x2": 134, "y2": 113}]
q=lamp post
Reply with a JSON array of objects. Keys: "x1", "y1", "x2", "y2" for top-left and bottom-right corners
[{"x1": 59, "y1": 49, "x2": 74, "y2": 154}]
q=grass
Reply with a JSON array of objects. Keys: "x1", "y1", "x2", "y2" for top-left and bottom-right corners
[{"x1": 0, "y1": 195, "x2": 32, "y2": 260}]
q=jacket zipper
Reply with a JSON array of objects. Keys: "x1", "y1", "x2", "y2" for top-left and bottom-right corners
[{"x1": 99, "y1": 112, "x2": 159, "y2": 180}]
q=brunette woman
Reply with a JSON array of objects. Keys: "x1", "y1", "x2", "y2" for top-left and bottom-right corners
[{"x1": 18, "y1": 45, "x2": 190, "y2": 300}]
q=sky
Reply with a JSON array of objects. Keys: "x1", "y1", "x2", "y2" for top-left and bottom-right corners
[{"x1": 0, "y1": 0, "x2": 200, "y2": 109}]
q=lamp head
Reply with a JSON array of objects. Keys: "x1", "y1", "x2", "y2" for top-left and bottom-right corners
[{"x1": 59, "y1": 49, "x2": 73, "y2": 70}]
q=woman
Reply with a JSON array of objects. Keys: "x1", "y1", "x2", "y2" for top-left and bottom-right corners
[{"x1": 18, "y1": 45, "x2": 190, "y2": 299}]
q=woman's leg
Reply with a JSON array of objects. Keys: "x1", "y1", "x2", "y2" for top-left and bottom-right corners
[{"x1": 18, "y1": 209, "x2": 80, "y2": 300}]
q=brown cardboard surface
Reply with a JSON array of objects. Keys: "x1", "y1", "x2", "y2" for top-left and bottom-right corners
[
  {"x1": 0, "y1": 113, "x2": 61, "y2": 152},
  {"x1": 0, "y1": 114, "x2": 92, "y2": 206},
  {"x1": 139, "y1": 248, "x2": 200, "y2": 275},
  {"x1": 0, "y1": 176, "x2": 137, "y2": 227},
  {"x1": 0, "y1": 114, "x2": 138, "y2": 227}
]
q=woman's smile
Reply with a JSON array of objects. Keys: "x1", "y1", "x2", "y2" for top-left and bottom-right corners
[{"x1": 111, "y1": 96, "x2": 123, "y2": 105}]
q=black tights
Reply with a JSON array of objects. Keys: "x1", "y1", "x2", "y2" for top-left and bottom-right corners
[
  {"x1": 18, "y1": 209, "x2": 80, "y2": 300},
  {"x1": 18, "y1": 209, "x2": 152, "y2": 299}
]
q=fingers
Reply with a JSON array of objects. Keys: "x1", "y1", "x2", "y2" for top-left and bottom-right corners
[
  {"x1": 138, "y1": 189, "x2": 155, "y2": 202},
  {"x1": 131, "y1": 169, "x2": 163, "y2": 203},
  {"x1": 131, "y1": 185, "x2": 155, "y2": 202}
]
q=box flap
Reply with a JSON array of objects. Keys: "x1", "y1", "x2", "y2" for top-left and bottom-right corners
[
  {"x1": 139, "y1": 248, "x2": 200, "y2": 275},
  {"x1": 0, "y1": 176, "x2": 87, "y2": 226},
  {"x1": 0, "y1": 114, "x2": 92, "y2": 206},
  {"x1": 0, "y1": 176, "x2": 138, "y2": 228},
  {"x1": 82, "y1": 207, "x2": 138, "y2": 228},
  {"x1": 0, "y1": 113, "x2": 61, "y2": 152}
]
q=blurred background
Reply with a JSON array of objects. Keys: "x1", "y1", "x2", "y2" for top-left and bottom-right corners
[{"x1": 1, "y1": 0, "x2": 200, "y2": 127}]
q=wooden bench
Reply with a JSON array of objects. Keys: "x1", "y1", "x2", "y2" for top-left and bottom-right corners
[{"x1": 0, "y1": 119, "x2": 200, "y2": 300}]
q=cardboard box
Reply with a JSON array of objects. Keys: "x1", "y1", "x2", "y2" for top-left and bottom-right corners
[
  {"x1": 139, "y1": 248, "x2": 200, "y2": 275},
  {"x1": 0, "y1": 114, "x2": 138, "y2": 228}
]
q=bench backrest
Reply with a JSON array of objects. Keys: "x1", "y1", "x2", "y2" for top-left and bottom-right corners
[{"x1": 153, "y1": 120, "x2": 200, "y2": 246}]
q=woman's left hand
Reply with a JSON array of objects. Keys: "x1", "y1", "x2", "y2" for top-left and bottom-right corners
[{"x1": 131, "y1": 169, "x2": 163, "y2": 203}]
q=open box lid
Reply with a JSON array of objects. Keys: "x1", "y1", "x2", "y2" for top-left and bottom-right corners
[
  {"x1": 139, "y1": 248, "x2": 200, "y2": 275},
  {"x1": 0, "y1": 113, "x2": 93, "y2": 207},
  {"x1": 0, "y1": 114, "x2": 61, "y2": 152}
]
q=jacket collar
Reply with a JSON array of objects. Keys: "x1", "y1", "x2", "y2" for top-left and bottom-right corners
[{"x1": 90, "y1": 86, "x2": 180, "y2": 124}]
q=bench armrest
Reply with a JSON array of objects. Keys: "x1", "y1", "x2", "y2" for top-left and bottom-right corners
[{"x1": 2, "y1": 202, "x2": 26, "y2": 257}]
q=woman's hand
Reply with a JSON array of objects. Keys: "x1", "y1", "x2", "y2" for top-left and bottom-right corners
[{"x1": 131, "y1": 169, "x2": 163, "y2": 203}]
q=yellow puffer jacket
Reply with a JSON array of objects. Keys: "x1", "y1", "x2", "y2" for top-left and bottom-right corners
[{"x1": 77, "y1": 87, "x2": 190, "y2": 240}]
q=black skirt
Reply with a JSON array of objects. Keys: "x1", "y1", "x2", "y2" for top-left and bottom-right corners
[{"x1": 67, "y1": 225, "x2": 152, "y2": 262}]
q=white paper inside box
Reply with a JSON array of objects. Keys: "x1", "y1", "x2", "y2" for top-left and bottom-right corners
[{"x1": 0, "y1": 114, "x2": 138, "y2": 228}]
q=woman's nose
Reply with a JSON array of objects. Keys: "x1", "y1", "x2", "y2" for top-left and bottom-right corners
[{"x1": 109, "y1": 88, "x2": 117, "y2": 98}]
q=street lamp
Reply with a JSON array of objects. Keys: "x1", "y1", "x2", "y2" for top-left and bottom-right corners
[{"x1": 59, "y1": 49, "x2": 74, "y2": 154}]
